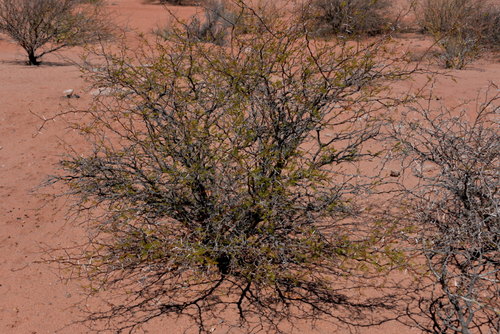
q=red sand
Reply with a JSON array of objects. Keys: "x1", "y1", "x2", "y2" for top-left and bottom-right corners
[{"x1": 0, "y1": 0, "x2": 498, "y2": 333}]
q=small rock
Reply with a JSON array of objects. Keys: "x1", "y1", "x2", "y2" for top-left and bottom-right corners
[
  {"x1": 63, "y1": 89, "x2": 80, "y2": 99},
  {"x1": 390, "y1": 170, "x2": 400, "y2": 177},
  {"x1": 63, "y1": 89, "x2": 74, "y2": 98}
]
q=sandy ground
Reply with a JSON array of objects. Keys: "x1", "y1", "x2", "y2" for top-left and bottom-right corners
[{"x1": 0, "y1": 0, "x2": 498, "y2": 333}]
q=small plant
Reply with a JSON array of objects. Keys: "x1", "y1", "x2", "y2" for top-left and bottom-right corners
[
  {"x1": 303, "y1": 0, "x2": 392, "y2": 36},
  {"x1": 0, "y1": 0, "x2": 111, "y2": 65}
]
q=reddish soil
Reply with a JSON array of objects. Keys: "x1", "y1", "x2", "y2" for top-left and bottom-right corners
[{"x1": 0, "y1": 0, "x2": 498, "y2": 333}]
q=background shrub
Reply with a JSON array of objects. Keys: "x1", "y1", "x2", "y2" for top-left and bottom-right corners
[
  {"x1": 146, "y1": 0, "x2": 201, "y2": 5},
  {"x1": 481, "y1": 6, "x2": 500, "y2": 49},
  {"x1": 0, "y1": 0, "x2": 111, "y2": 65},
  {"x1": 418, "y1": 0, "x2": 500, "y2": 68},
  {"x1": 159, "y1": 0, "x2": 239, "y2": 45},
  {"x1": 418, "y1": 0, "x2": 480, "y2": 34},
  {"x1": 304, "y1": 0, "x2": 392, "y2": 36}
]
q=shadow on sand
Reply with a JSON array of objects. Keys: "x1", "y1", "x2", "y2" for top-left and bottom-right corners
[{"x1": 0, "y1": 59, "x2": 74, "y2": 67}]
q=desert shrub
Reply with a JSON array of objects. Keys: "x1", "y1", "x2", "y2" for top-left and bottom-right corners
[
  {"x1": 53, "y1": 4, "x2": 414, "y2": 333},
  {"x1": 481, "y1": 6, "x2": 500, "y2": 49},
  {"x1": 418, "y1": 0, "x2": 480, "y2": 34},
  {"x1": 142, "y1": 0, "x2": 196, "y2": 5},
  {"x1": 157, "y1": 0, "x2": 200, "y2": 5},
  {"x1": 437, "y1": 29, "x2": 481, "y2": 69},
  {"x1": 418, "y1": 0, "x2": 481, "y2": 68},
  {"x1": 303, "y1": 0, "x2": 392, "y2": 36},
  {"x1": 391, "y1": 90, "x2": 500, "y2": 333},
  {"x1": 159, "y1": 0, "x2": 241, "y2": 45},
  {"x1": 185, "y1": 0, "x2": 238, "y2": 45},
  {"x1": 418, "y1": 0, "x2": 500, "y2": 68},
  {"x1": 0, "y1": 0, "x2": 111, "y2": 65}
]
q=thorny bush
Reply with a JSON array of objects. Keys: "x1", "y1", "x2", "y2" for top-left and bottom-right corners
[
  {"x1": 0, "y1": 0, "x2": 110, "y2": 65},
  {"x1": 390, "y1": 89, "x2": 500, "y2": 333},
  {"x1": 53, "y1": 3, "x2": 415, "y2": 333}
]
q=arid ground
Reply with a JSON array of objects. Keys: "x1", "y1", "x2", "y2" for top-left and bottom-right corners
[{"x1": 0, "y1": 0, "x2": 498, "y2": 333}]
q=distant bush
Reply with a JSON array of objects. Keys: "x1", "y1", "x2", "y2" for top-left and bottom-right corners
[
  {"x1": 160, "y1": 0, "x2": 248, "y2": 46},
  {"x1": 481, "y1": 6, "x2": 500, "y2": 49},
  {"x1": 185, "y1": 0, "x2": 237, "y2": 45},
  {"x1": 437, "y1": 30, "x2": 480, "y2": 69},
  {"x1": 418, "y1": 0, "x2": 500, "y2": 68},
  {"x1": 0, "y1": 0, "x2": 111, "y2": 65},
  {"x1": 156, "y1": 0, "x2": 201, "y2": 5},
  {"x1": 418, "y1": 0, "x2": 479, "y2": 34},
  {"x1": 303, "y1": 0, "x2": 392, "y2": 36}
]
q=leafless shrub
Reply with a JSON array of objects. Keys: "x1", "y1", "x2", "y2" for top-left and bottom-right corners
[
  {"x1": 50, "y1": 4, "x2": 416, "y2": 333},
  {"x1": 390, "y1": 88, "x2": 500, "y2": 333},
  {"x1": 301, "y1": 0, "x2": 392, "y2": 36},
  {"x1": 0, "y1": 0, "x2": 111, "y2": 65}
]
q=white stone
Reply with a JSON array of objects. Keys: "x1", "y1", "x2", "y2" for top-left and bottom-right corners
[{"x1": 63, "y1": 89, "x2": 74, "y2": 98}]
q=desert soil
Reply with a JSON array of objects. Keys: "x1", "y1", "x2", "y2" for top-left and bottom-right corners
[{"x1": 0, "y1": 0, "x2": 498, "y2": 333}]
